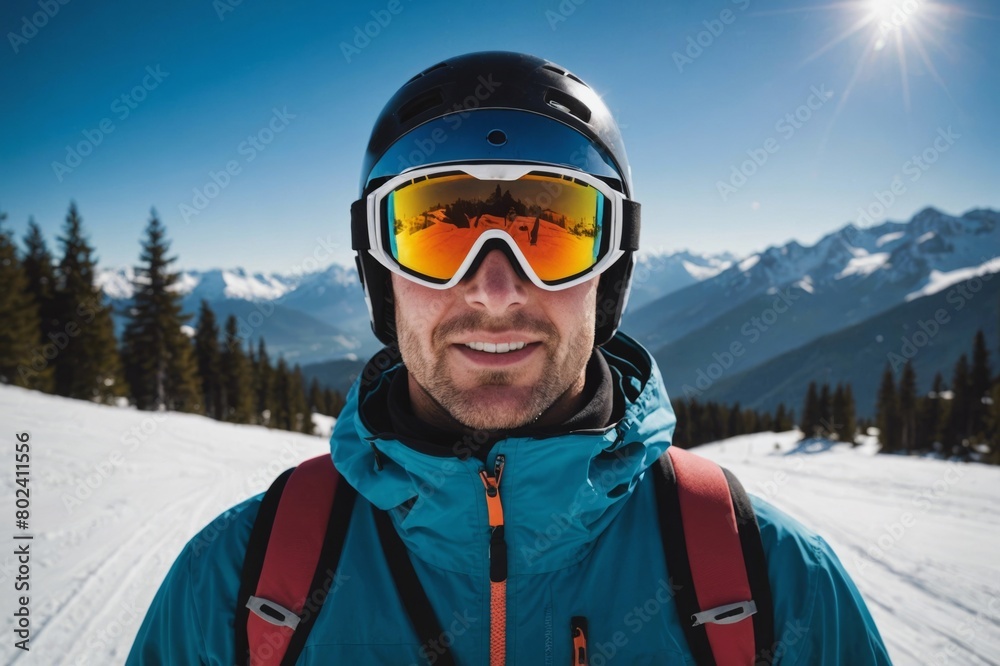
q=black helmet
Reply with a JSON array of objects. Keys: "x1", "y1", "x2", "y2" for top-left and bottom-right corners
[{"x1": 351, "y1": 51, "x2": 639, "y2": 346}]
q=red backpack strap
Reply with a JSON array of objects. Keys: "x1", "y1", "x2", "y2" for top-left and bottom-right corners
[
  {"x1": 654, "y1": 446, "x2": 774, "y2": 666},
  {"x1": 235, "y1": 454, "x2": 357, "y2": 666}
]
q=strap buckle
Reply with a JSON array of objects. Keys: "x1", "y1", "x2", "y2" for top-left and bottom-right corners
[
  {"x1": 691, "y1": 600, "x2": 757, "y2": 627},
  {"x1": 246, "y1": 595, "x2": 301, "y2": 630}
]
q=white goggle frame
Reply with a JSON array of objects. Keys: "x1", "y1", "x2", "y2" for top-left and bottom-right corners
[{"x1": 364, "y1": 162, "x2": 627, "y2": 291}]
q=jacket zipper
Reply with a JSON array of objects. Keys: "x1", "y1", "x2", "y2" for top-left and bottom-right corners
[
  {"x1": 571, "y1": 617, "x2": 589, "y2": 665},
  {"x1": 480, "y1": 454, "x2": 507, "y2": 666}
]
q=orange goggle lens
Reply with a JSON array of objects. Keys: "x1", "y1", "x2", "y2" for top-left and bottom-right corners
[{"x1": 382, "y1": 171, "x2": 607, "y2": 284}]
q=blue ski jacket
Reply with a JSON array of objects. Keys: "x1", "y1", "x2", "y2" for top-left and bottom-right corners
[{"x1": 127, "y1": 334, "x2": 892, "y2": 664}]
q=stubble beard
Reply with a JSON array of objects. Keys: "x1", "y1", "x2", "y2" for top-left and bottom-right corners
[{"x1": 398, "y1": 310, "x2": 594, "y2": 431}]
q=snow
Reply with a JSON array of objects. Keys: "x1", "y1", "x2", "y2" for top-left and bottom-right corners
[
  {"x1": 97, "y1": 267, "x2": 302, "y2": 304},
  {"x1": 171, "y1": 272, "x2": 199, "y2": 295},
  {"x1": 679, "y1": 260, "x2": 722, "y2": 280},
  {"x1": 904, "y1": 257, "x2": 1000, "y2": 301},
  {"x1": 794, "y1": 275, "x2": 814, "y2": 294},
  {"x1": 219, "y1": 269, "x2": 291, "y2": 300},
  {"x1": 697, "y1": 431, "x2": 1000, "y2": 665},
  {"x1": 876, "y1": 231, "x2": 905, "y2": 247},
  {"x1": 95, "y1": 268, "x2": 136, "y2": 300},
  {"x1": 836, "y1": 251, "x2": 890, "y2": 279},
  {"x1": 0, "y1": 385, "x2": 329, "y2": 665},
  {"x1": 1, "y1": 387, "x2": 997, "y2": 664},
  {"x1": 738, "y1": 254, "x2": 760, "y2": 272}
]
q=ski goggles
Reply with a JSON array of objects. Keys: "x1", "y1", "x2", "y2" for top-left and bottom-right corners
[{"x1": 351, "y1": 163, "x2": 640, "y2": 290}]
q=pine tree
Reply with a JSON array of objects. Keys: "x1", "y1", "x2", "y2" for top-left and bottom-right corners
[
  {"x1": 672, "y1": 399, "x2": 690, "y2": 448},
  {"x1": 802, "y1": 382, "x2": 821, "y2": 438},
  {"x1": 688, "y1": 399, "x2": 704, "y2": 447},
  {"x1": 20, "y1": 218, "x2": 57, "y2": 392},
  {"x1": 323, "y1": 387, "x2": 345, "y2": 418},
  {"x1": 194, "y1": 300, "x2": 223, "y2": 419},
  {"x1": 308, "y1": 377, "x2": 326, "y2": 415},
  {"x1": 292, "y1": 364, "x2": 313, "y2": 434},
  {"x1": 0, "y1": 210, "x2": 44, "y2": 388},
  {"x1": 876, "y1": 364, "x2": 901, "y2": 452},
  {"x1": 774, "y1": 403, "x2": 792, "y2": 432},
  {"x1": 819, "y1": 383, "x2": 832, "y2": 436},
  {"x1": 705, "y1": 401, "x2": 726, "y2": 442},
  {"x1": 53, "y1": 203, "x2": 124, "y2": 402},
  {"x1": 969, "y1": 330, "x2": 992, "y2": 441},
  {"x1": 253, "y1": 338, "x2": 274, "y2": 426},
  {"x1": 272, "y1": 357, "x2": 292, "y2": 430},
  {"x1": 220, "y1": 315, "x2": 254, "y2": 423},
  {"x1": 916, "y1": 373, "x2": 944, "y2": 452},
  {"x1": 946, "y1": 354, "x2": 971, "y2": 455},
  {"x1": 759, "y1": 408, "x2": 774, "y2": 432},
  {"x1": 727, "y1": 401, "x2": 744, "y2": 438},
  {"x1": 898, "y1": 362, "x2": 918, "y2": 453},
  {"x1": 121, "y1": 211, "x2": 200, "y2": 411},
  {"x1": 831, "y1": 384, "x2": 848, "y2": 442},
  {"x1": 986, "y1": 382, "x2": 1000, "y2": 465},
  {"x1": 842, "y1": 384, "x2": 857, "y2": 446}
]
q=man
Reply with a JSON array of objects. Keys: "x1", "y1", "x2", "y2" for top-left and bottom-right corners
[{"x1": 128, "y1": 51, "x2": 891, "y2": 665}]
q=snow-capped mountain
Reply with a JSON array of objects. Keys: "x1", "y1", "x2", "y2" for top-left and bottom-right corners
[
  {"x1": 621, "y1": 207, "x2": 1000, "y2": 417},
  {"x1": 96, "y1": 267, "x2": 303, "y2": 303},
  {"x1": 628, "y1": 250, "x2": 738, "y2": 310},
  {"x1": 98, "y1": 249, "x2": 734, "y2": 364},
  {"x1": 97, "y1": 266, "x2": 369, "y2": 365},
  {"x1": 96, "y1": 207, "x2": 998, "y2": 372},
  {"x1": 627, "y1": 207, "x2": 1000, "y2": 350}
]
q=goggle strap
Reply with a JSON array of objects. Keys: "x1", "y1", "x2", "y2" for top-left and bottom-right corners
[
  {"x1": 621, "y1": 199, "x2": 641, "y2": 251},
  {"x1": 350, "y1": 199, "x2": 369, "y2": 250}
]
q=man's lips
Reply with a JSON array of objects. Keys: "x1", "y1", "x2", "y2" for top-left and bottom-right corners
[{"x1": 451, "y1": 340, "x2": 542, "y2": 366}]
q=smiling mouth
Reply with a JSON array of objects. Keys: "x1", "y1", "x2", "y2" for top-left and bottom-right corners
[{"x1": 463, "y1": 341, "x2": 527, "y2": 354}]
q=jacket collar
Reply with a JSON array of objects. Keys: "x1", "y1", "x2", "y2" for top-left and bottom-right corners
[{"x1": 329, "y1": 333, "x2": 676, "y2": 575}]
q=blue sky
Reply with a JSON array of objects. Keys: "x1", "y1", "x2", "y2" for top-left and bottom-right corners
[{"x1": 1, "y1": 0, "x2": 997, "y2": 273}]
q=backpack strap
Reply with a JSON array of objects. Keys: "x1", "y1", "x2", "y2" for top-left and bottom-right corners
[
  {"x1": 374, "y1": 507, "x2": 457, "y2": 666},
  {"x1": 654, "y1": 447, "x2": 775, "y2": 666},
  {"x1": 235, "y1": 454, "x2": 456, "y2": 666},
  {"x1": 235, "y1": 454, "x2": 357, "y2": 666}
]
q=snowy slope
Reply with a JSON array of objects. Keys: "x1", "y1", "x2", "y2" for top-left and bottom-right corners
[
  {"x1": 698, "y1": 432, "x2": 1000, "y2": 666},
  {"x1": 0, "y1": 385, "x2": 329, "y2": 665},
  {"x1": 1, "y1": 386, "x2": 997, "y2": 664}
]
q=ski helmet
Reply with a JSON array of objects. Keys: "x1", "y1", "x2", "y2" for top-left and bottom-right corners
[{"x1": 351, "y1": 51, "x2": 640, "y2": 346}]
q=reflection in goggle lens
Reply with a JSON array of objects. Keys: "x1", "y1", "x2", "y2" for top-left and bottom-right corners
[{"x1": 386, "y1": 173, "x2": 605, "y2": 283}]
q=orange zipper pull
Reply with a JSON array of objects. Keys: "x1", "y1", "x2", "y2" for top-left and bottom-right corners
[
  {"x1": 480, "y1": 470, "x2": 504, "y2": 527},
  {"x1": 481, "y1": 455, "x2": 507, "y2": 666},
  {"x1": 571, "y1": 617, "x2": 589, "y2": 665}
]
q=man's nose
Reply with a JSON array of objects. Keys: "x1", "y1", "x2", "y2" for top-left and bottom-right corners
[{"x1": 462, "y1": 249, "x2": 528, "y2": 314}]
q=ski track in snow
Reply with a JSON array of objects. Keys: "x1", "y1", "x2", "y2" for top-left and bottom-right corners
[{"x1": 1, "y1": 386, "x2": 999, "y2": 664}]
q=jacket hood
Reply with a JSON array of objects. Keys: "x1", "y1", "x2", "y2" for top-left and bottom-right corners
[{"x1": 329, "y1": 332, "x2": 676, "y2": 575}]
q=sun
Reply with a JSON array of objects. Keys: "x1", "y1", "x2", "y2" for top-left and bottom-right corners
[
  {"x1": 791, "y1": 0, "x2": 960, "y2": 133},
  {"x1": 867, "y1": 0, "x2": 925, "y2": 50}
]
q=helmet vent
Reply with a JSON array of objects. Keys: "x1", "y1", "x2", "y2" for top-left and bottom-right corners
[
  {"x1": 542, "y1": 63, "x2": 585, "y2": 86},
  {"x1": 396, "y1": 88, "x2": 444, "y2": 124},
  {"x1": 544, "y1": 88, "x2": 591, "y2": 123}
]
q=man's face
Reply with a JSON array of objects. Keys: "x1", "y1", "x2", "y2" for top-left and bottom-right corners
[{"x1": 393, "y1": 249, "x2": 598, "y2": 431}]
